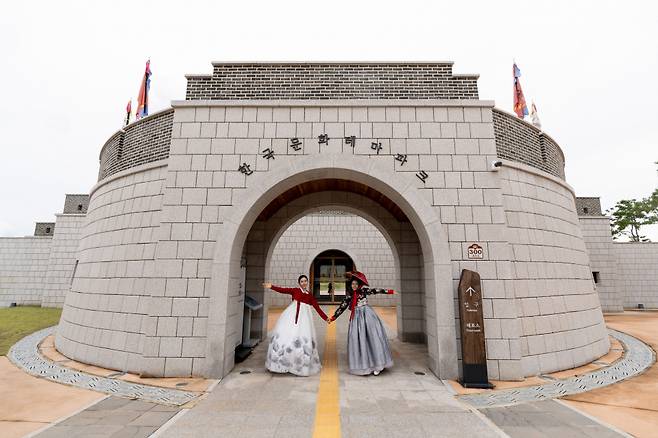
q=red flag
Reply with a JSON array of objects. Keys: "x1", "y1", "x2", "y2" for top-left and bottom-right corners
[
  {"x1": 136, "y1": 60, "x2": 152, "y2": 120},
  {"x1": 513, "y1": 63, "x2": 528, "y2": 118}
]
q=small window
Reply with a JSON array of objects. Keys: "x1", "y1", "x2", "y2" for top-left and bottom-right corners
[
  {"x1": 592, "y1": 271, "x2": 600, "y2": 284},
  {"x1": 77, "y1": 204, "x2": 83, "y2": 211},
  {"x1": 583, "y1": 207, "x2": 589, "y2": 214},
  {"x1": 70, "y1": 260, "x2": 79, "y2": 285},
  {"x1": 45, "y1": 227, "x2": 51, "y2": 233}
]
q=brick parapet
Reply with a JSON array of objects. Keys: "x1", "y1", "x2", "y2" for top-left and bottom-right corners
[
  {"x1": 98, "y1": 109, "x2": 174, "y2": 181},
  {"x1": 185, "y1": 62, "x2": 479, "y2": 101},
  {"x1": 493, "y1": 109, "x2": 566, "y2": 180},
  {"x1": 34, "y1": 222, "x2": 55, "y2": 236},
  {"x1": 63, "y1": 194, "x2": 90, "y2": 214},
  {"x1": 575, "y1": 197, "x2": 604, "y2": 216}
]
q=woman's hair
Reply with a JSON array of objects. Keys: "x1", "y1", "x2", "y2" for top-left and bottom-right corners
[
  {"x1": 297, "y1": 274, "x2": 309, "y2": 284},
  {"x1": 350, "y1": 277, "x2": 363, "y2": 286}
]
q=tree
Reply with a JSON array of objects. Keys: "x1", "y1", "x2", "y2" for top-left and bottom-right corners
[{"x1": 607, "y1": 162, "x2": 658, "y2": 242}]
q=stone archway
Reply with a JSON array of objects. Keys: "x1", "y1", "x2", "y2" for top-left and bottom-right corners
[
  {"x1": 206, "y1": 155, "x2": 456, "y2": 380},
  {"x1": 246, "y1": 191, "x2": 411, "y2": 343}
]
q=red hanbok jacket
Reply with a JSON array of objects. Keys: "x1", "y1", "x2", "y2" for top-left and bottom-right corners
[{"x1": 270, "y1": 285, "x2": 329, "y2": 324}]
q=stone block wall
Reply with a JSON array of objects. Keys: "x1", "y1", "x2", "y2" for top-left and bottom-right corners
[
  {"x1": 578, "y1": 216, "x2": 623, "y2": 312},
  {"x1": 141, "y1": 101, "x2": 523, "y2": 379},
  {"x1": 0, "y1": 237, "x2": 52, "y2": 306},
  {"x1": 56, "y1": 162, "x2": 167, "y2": 373},
  {"x1": 268, "y1": 212, "x2": 397, "y2": 307},
  {"x1": 41, "y1": 214, "x2": 87, "y2": 308},
  {"x1": 615, "y1": 243, "x2": 658, "y2": 308},
  {"x1": 501, "y1": 164, "x2": 609, "y2": 376}
]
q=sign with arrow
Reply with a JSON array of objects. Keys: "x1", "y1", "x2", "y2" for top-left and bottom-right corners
[{"x1": 457, "y1": 269, "x2": 493, "y2": 389}]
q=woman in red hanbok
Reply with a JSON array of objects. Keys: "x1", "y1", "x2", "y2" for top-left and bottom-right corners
[{"x1": 263, "y1": 275, "x2": 329, "y2": 376}]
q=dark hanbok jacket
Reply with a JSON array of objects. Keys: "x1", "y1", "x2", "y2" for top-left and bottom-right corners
[{"x1": 330, "y1": 286, "x2": 394, "y2": 321}]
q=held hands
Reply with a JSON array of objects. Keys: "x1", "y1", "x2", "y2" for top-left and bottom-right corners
[{"x1": 262, "y1": 282, "x2": 272, "y2": 289}]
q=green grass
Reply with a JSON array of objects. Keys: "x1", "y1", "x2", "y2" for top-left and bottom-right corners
[{"x1": 0, "y1": 306, "x2": 62, "y2": 355}]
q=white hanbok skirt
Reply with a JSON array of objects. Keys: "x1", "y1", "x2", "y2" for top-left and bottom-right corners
[{"x1": 265, "y1": 300, "x2": 321, "y2": 376}]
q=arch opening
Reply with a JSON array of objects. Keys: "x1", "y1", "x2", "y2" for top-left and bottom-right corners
[{"x1": 207, "y1": 158, "x2": 457, "y2": 380}]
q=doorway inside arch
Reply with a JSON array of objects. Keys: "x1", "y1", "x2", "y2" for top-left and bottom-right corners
[{"x1": 310, "y1": 249, "x2": 355, "y2": 304}]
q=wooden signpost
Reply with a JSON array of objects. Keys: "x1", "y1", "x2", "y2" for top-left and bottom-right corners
[{"x1": 458, "y1": 269, "x2": 494, "y2": 388}]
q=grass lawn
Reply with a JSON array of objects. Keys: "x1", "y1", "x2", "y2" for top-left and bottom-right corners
[{"x1": 0, "y1": 306, "x2": 62, "y2": 355}]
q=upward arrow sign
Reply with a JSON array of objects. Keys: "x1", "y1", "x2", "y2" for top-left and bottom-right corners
[{"x1": 466, "y1": 287, "x2": 476, "y2": 297}]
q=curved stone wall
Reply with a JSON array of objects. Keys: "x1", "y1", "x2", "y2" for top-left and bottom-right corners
[
  {"x1": 500, "y1": 162, "x2": 609, "y2": 376},
  {"x1": 493, "y1": 109, "x2": 565, "y2": 179},
  {"x1": 98, "y1": 109, "x2": 174, "y2": 181},
  {"x1": 55, "y1": 162, "x2": 167, "y2": 373}
]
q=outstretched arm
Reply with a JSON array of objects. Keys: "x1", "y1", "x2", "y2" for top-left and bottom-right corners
[
  {"x1": 363, "y1": 287, "x2": 395, "y2": 296},
  {"x1": 329, "y1": 293, "x2": 351, "y2": 321},
  {"x1": 263, "y1": 283, "x2": 297, "y2": 296}
]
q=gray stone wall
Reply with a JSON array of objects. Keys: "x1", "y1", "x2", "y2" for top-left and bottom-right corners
[
  {"x1": 34, "y1": 222, "x2": 55, "y2": 236},
  {"x1": 268, "y1": 212, "x2": 396, "y2": 307},
  {"x1": 500, "y1": 163, "x2": 609, "y2": 376},
  {"x1": 98, "y1": 109, "x2": 174, "y2": 181},
  {"x1": 41, "y1": 214, "x2": 87, "y2": 308},
  {"x1": 0, "y1": 237, "x2": 52, "y2": 306},
  {"x1": 578, "y1": 216, "x2": 623, "y2": 312},
  {"x1": 493, "y1": 109, "x2": 565, "y2": 180},
  {"x1": 56, "y1": 163, "x2": 167, "y2": 373},
  {"x1": 63, "y1": 194, "x2": 90, "y2": 214},
  {"x1": 615, "y1": 243, "x2": 658, "y2": 309},
  {"x1": 186, "y1": 63, "x2": 479, "y2": 101}
]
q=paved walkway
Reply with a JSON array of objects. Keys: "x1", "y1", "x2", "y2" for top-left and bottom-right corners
[
  {"x1": 481, "y1": 399, "x2": 625, "y2": 438},
  {"x1": 9, "y1": 307, "x2": 649, "y2": 437},
  {"x1": 161, "y1": 307, "x2": 503, "y2": 437},
  {"x1": 35, "y1": 396, "x2": 179, "y2": 438},
  {"x1": 0, "y1": 356, "x2": 104, "y2": 438}
]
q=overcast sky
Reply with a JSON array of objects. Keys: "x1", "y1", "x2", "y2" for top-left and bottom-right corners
[{"x1": 1, "y1": 1, "x2": 656, "y2": 240}]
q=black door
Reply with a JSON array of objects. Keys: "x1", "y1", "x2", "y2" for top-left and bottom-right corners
[{"x1": 311, "y1": 249, "x2": 354, "y2": 303}]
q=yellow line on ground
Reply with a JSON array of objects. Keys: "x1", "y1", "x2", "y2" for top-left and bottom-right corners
[{"x1": 313, "y1": 307, "x2": 341, "y2": 438}]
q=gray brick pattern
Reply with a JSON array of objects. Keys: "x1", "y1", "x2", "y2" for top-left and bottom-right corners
[
  {"x1": 35, "y1": 222, "x2": 55, "y2": 236},
  {"x1": 63, "y1": 194, "x2": 90, "y2": 214},
  {"x1": 41, "y1": 214, "x2": 87, "y2": 308},
  {"x1": 616, "y1": 243, "x2": 658, "y2": 308},
  {"x1": 98, "y1": 109, "x2": 174, "y2": 181},
  {"x1": 186, "y1": 63, "x2": 479, "y2": 100},
  {"x1": 493, "y1": 109, "x2": 565, "y2": 179},
  {"x1": 575, "y1": 197, "x2": 604, "y2": 216},
  {"x1": 501, "y1": 165, "x2": 609, "y2": 376},
  {"x1": 578, "y1": 216, "x2": 622, "y2": 312},
  {"x1": 56, "y1": 164, "x2": 167, "y2": 373},
  {"x1": 0, "y1": 236, "x2": 52, "y2": 306},
  {"x1": 55, "y1": 99, "x2": 610, "y2": 381},
  {"x1": 269, "y1": 212, "x2": 396, "y2": 307}
]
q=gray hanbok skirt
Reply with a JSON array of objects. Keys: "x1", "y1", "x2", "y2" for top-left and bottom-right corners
[{"x1": 347, "y1": 305, "x2": 394, "y2": 375}]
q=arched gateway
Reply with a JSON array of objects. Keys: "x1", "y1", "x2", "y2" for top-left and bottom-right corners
[{"x1": 56, "y1": 62, "x2": 609, "y2": 381}]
